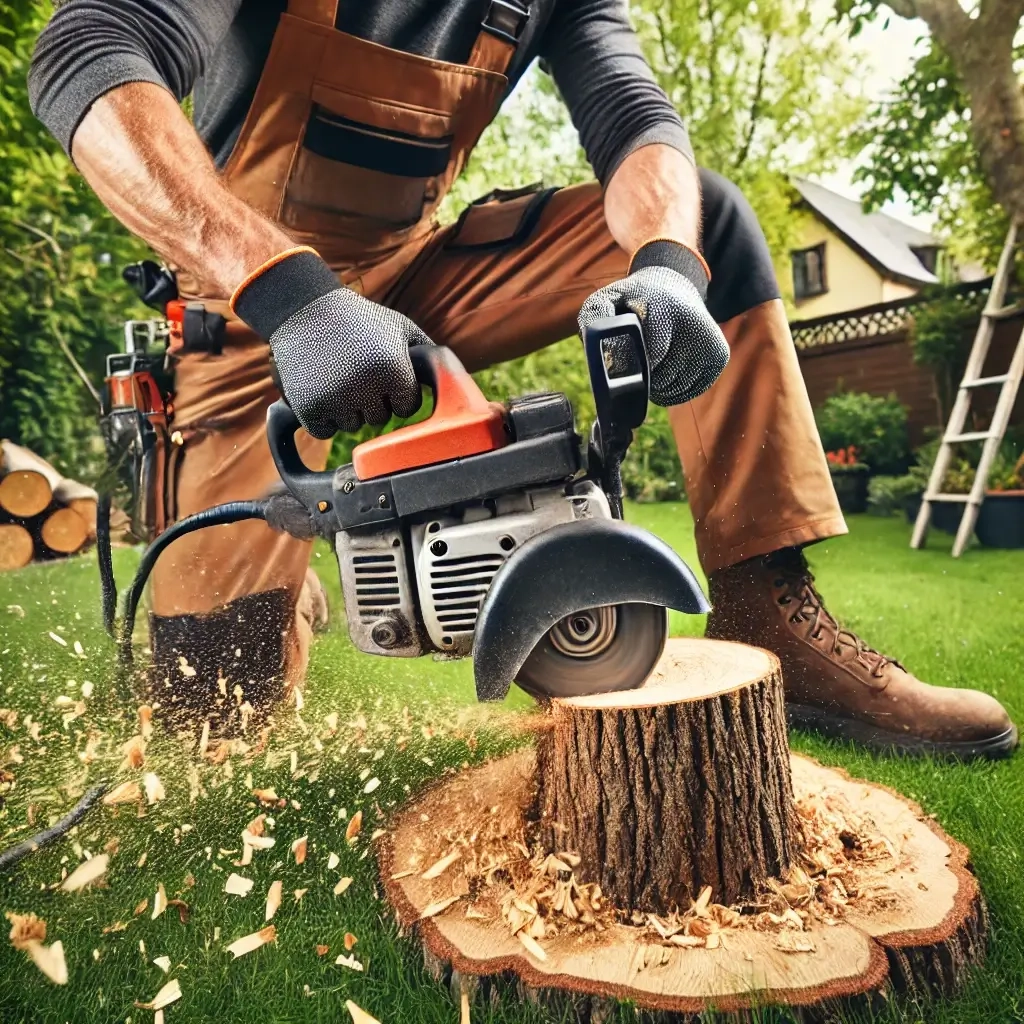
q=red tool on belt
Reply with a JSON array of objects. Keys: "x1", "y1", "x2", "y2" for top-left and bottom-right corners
[{"x1": 100, "y1": 261, "x2": 227, "y2": 539}]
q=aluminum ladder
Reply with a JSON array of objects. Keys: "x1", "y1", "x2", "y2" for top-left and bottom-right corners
[{"x1": 911, "y1": 221, "x2": 1024, "y2": 556}]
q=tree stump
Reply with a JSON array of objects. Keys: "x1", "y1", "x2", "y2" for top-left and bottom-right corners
[
  {"x1": 0, "y1": 523, "x2": 34, "y2": 571},
  {"x1": 383, "y1": 638, "x2": 987, "y2": 1020},
  {"x1": 537, "y1": 641, "x2": 795, "y2": 912}
]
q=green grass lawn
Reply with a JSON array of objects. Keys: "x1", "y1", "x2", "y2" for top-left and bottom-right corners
[{"x1": 1, "y1": 506, "x2": 1023, "y2": 1023}]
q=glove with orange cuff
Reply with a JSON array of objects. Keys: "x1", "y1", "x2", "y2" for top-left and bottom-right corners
[
  {"x1": 578, "y1": 239, "x2": 729, "y2": 407},
  {"x1": 231, "y1": 246, "x2": 431, "y2": 438}
]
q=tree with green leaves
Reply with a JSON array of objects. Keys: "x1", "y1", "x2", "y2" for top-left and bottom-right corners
[
  {"x1": 1, "y1": 1, "x2": 147, "y2": 481},
  {"x1": 838, "y1": 0, "x2": 1024, "y2": 243}
]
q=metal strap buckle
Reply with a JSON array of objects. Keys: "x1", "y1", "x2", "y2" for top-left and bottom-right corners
[{"x1": 481, "y1": 0, "x2": 530, "y2": 45}]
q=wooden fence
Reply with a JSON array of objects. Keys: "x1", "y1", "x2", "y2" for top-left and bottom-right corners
[{"x1": 791, "y1": 282, "x2": 1024, "y2": 447}]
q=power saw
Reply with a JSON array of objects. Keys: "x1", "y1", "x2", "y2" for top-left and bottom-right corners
[{"x1": 109, "y1": 314, "x2": 709, "y2": 701}]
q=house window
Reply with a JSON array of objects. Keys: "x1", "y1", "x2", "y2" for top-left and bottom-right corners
[
  {"x1": 792, "y1": 243, "x2": 827, "y2": 300},
  {"x1": 911, "y1": 245, "x2": 939, "y2": 275}
]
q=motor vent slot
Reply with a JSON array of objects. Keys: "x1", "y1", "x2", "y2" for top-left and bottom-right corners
[
  {"x1": 428, "y1": 554, "x2": 504, "y2": 634},
  {"x1": 353, "y1": 553, "x2": 401, "y2": 621}
]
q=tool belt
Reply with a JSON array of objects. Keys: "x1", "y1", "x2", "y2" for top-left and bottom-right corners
[{"x1": 100, "y1": 261, "x2": 228, "y2": 541}]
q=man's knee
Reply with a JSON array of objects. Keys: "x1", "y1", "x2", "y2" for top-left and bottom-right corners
[{"x1": 698, "y1": 168, "x2": 781, "y2": 324}]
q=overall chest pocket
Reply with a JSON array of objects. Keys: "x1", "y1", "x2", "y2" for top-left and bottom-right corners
[{"x1": 284, "y1": 87, "x2": 455, "y2": 231}]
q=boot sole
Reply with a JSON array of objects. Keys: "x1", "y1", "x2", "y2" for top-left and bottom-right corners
[{"x1": 787, "y1": 703, "x2": 1020, "y2": 761}]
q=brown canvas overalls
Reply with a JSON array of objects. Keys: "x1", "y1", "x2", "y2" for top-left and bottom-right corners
[{"x1": 150, "y1": 0, "x2": 845, "y2": 697}]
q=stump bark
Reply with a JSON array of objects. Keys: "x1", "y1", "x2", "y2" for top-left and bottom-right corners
[
  {"x1": 383, "y1": 638, "x2": 988, "y2": 1020},
  {"x1": 537, "y1": 640, "x2": 795, "y2": 912}
]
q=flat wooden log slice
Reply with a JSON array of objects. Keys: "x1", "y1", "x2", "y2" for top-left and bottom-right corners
[{"x1": 382, "y1": 641, "x2": 985, "y2": 1020}]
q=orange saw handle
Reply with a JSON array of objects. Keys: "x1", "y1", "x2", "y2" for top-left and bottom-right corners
[{"x1": 351, "y1": 345, "x2": 507, "y2": 480}]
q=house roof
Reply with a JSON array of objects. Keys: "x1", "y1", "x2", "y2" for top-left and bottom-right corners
[{"x1": 791, "y1": 178, "x2": 940, "y2": 287}]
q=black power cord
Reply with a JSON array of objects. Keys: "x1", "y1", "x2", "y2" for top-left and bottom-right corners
[
  {"x1": 116, "y1": 500, "x2": 270, "y2": 665},
  {"x1": 0, "y1": 783, "x2": 109, "y2": 873}
]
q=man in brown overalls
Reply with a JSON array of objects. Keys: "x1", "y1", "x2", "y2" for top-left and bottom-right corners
[{"x1": 30, "y1": 0, "x2": 1017, "y2": 757}]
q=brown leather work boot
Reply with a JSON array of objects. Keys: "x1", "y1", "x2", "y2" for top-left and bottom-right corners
[{"x1": 705, "y1": 548, "x2": 1018, "y2": 759}]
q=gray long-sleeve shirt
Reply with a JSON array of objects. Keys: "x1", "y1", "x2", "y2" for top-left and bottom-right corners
[{"x1": 28, "y1": 0, "x2": 692, "y2": 186}]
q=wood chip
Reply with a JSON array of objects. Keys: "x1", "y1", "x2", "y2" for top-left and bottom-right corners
[
  {"x1": 224, "y1": 873, "x2": 254, "y2": 897},
  {"x1": 138, "y1": 705, "x2": 154, "y2": 741},
  {"x1": 363, "y1": 777, "x2": 380, "y2": 794},
  {"x1": 327, "y1": 852, "x2": 340, "y2": 870},
  {"x1": 27, "y1": 940, "x2": 68, "y2": 984},
  {"x1": 253, "y1": 787, "x2": 279, "y2": 805},
  {"x1": 345, "y1": 810, "x2": 363, "y2": 843},
  {"x1": 345, "y1": 1000, "x2": 381, "y2": 1024},
  {"x1": 334, "y1": 876, "x2": 353, "y2": 896},
  {"x1": 225, "y1": 925, "x2": 276, "y2": 959},
  {"x1": 265, "y1": 880, "x2": 282, "y2": 921},
  {"x1": 293, "y1": 888, "x2": 308, "y2": 902},
  {"x1": 61, "y1": 853, "x2": 109, "y2": 892},
  {"x1": 335, "y1": 953, "x2": 364, "y2": 972},
  {"x1": 135, "y1": 978, "x2": 181, "y2": 1010},
  {"x1": 241, "y1": 830, "x2": 275, "y2": 851},
  {"x1": 422, "y1": 849, "x2": 461, "y2": 880},
  {"x1": 134, "y1": 899, "x2": 148, "y2": 917},
  {"x1": 291, "y1": 835, "x2": 308, "y2": 865},
  {"x1": 152, "y1": 884, "x2": 168, "y2": 919},
  {"x1": 103, "y1": 781, "x2": 141, "y2": 805},
  {"x1": 7, "y1": 911, "x2": 46, "y2": 949},
  {"x1": 197, "y1": 720, "x2": 210, "y2": 757},
  {"x1": 420, "y1": 895, "x2": 460, "y2": 920},
  {"x1": 315, "y1": 944, "x2": 329, "y2": 956},
  {"x1": 344, "y1": 932, "x2": 357, "y2": 950},
  {"x1": 517, "y1": 931, "x2": 547, "y2": 961},
  {"x1": 122, "y1": 735, "x2": 146, "y2": 769},
  {"x1": 153, "y1": 955, "x2": 171, "y2": 973},
  {"x1": 144, "y1": 773, "x2": 165, "y2": 805}
]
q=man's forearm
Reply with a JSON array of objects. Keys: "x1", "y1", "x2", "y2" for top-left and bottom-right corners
[
  {"x1": 603, "y1": 144, "x2": 701, "y2": 258},
  {"x1": 72, "y1": 82, "x2": 294, "y2": 298}
]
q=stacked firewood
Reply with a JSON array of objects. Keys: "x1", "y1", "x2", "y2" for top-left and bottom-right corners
[{"x1": 0, "y1": 441, "x2": 98, "y2": 571}]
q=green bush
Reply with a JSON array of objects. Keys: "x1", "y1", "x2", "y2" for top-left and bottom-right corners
[
  {"x1": 1, "y1": 2, "x2": 148, "y2": 482},
  {"x1": 814, "y1": 390, "x2": 910, "y2": 475},
  {"x1": 910, "y1": 287, "x2": 985, "y2": 424},
  {"x1": 867, "y1": 474, "x2": 924, "y2": 516}
]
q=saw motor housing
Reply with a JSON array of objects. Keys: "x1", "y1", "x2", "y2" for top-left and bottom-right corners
[{"x1": 268, "y1": 314, "x2": 709, "y2": 701}]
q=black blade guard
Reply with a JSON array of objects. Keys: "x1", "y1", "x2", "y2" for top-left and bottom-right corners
[{"x1": 471, "y1": 518, "x2": 709, "y2": 702}]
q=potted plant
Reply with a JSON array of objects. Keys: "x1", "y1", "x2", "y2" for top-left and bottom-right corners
[
  {"x1": 826, "y1": 446, "x2": 870, "y2": 514},
  {"x1": 976, "y1": 451, "x2": 1024, "y2": 549}
]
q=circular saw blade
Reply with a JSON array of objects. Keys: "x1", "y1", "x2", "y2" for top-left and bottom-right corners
[{"x1": 514, "y1": 603, "x2": 668, "y2": 700}]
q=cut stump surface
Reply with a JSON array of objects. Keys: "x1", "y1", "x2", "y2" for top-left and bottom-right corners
[{"x1": 382, "y1": 639, "x2": 986, "y2": 1019}]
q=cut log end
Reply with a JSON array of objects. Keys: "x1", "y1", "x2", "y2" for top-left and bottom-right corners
[
  {"x1": 0, "y1": 470, "x2": 52, "y2": 519},
  {"x1": 40, "y1": 506, "x2": 92, "y2": 555},
  {"x1": 0, "y1": 523, "x2": 34, "y2": 571},
  {"x1": 383, "y1": 638, "x2": 987, "y2": 1019}
]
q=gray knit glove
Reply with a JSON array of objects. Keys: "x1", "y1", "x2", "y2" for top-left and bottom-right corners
[
  {"x1": 578, "y1": 240, "x2": 729, "y2": 406},
  {"x1": 232, "y1": 248, "x2": 429, "y2": 438}
]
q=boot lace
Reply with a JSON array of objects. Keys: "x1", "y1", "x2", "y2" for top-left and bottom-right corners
[{"x1": 770, "y1": 553, "x2": 896, "y2": 680}]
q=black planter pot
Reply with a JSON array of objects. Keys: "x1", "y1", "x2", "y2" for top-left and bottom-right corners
[
  {"x1": 903, "y1": 494, "x2": 966, "y2": 535},
  {"x1": 830, "y1": 468, "x2": 870, "y2": 514},
  {"x1": 976, "y1": 492, "x2": 1024, "y2": 549}
]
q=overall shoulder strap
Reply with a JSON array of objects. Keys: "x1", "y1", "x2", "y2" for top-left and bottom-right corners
[
  {"x1": 287, "y1": 0, "x2": 339, "y2": 26},
  {"x1": 466, "y1": 0, "x2": 531, "y2": 75}
]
